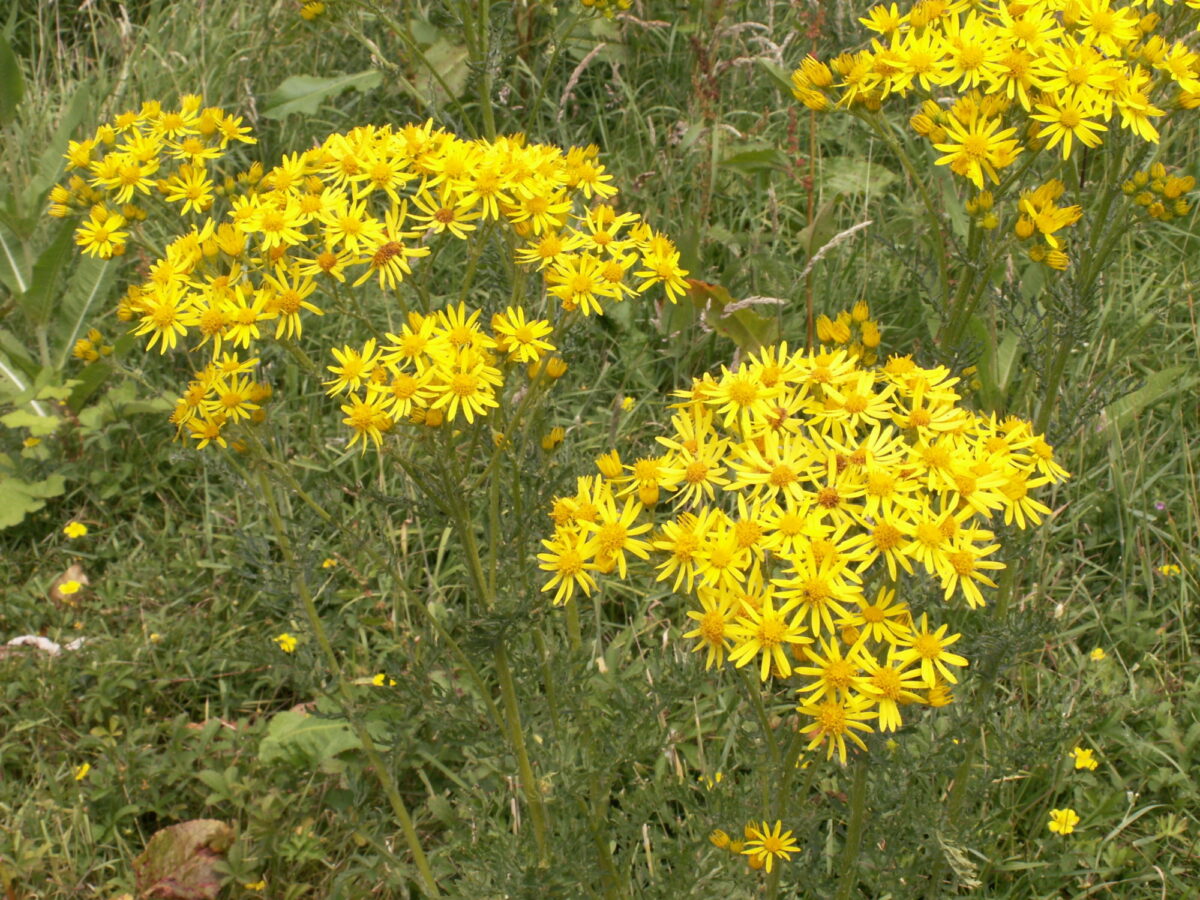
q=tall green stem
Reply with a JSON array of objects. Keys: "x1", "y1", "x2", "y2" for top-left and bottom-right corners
[
  {"x1": 834, "y1": 756, "x2": 870, "y2": 900},
  {"x1": 494, "y1": 640, "x2": 551, "y2": 865},
  {"x1": 254, "y1": 467, "x2": 441, "y2": 896}
]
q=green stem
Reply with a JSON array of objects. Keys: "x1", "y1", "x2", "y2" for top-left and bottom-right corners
[
  {"x1": 254, "y1": 467, "x2": 441, "y2": 896},
  {"x1": 833, "y1": 755, "x2": 869, "y2": 900},
  {"x1": 494, "y1": 640, "x2": 551, "y2": 865},
  {"x1": 565, "y1": 596, "x2": 583, "y2": 652},
  {"x1": 477, "y1": 0, "x2": 496, "y2": 139}
]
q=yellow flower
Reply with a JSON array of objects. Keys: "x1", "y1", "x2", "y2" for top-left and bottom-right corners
[
  {"x1": 74, "y1": 762, "x2": 91, "y2": 781},
  {"x1": 243, "y1": 881, "x2": 267, "y2": 891},
  {"x1": 1047, "y1": 808, "x2": 1080, "y2": 835},
  {"x1": 273, "y1": 632, "x2": 298, "y2": 653},
  {"x1": 59, "y1": 580, "x2": 83, "y2": 597},
  {"x1": 371, "y1": 673, "x2": 397, "y2": 687},
  {"x1": 321, "y1": 557, "x2": 338, "y2": 568},
  {"x1": 1089, "y1": 647, "x2": 1106, "y2": 661},
  {"x1": 1156, "y1": 563, "x2": 1181, "y2": 576},
  {"x1": 740, "y1": 820, "x2": 801, "y2": 873},
  {"x1": 63, "y1": 521, "x2": 89, "y2": 539},
  {"x1": 1070, "y1": 747, "x2": 1099, "y2": 771}
]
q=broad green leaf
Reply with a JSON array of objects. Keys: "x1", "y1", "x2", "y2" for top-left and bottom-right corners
[
  {"x1": 1104, "y1": 366, "x2": 1194, "y2": 433},
  {"x1": 820, "y1": 156, "x2": 898, "y2": 197},
  {"x1": 55, "y1": 253, "x2": 115, "y2": 369},
  {"x1": 261, "y1": 70, "x2": 383, "y2": 119},
  {"x1": 0, "y1": 473, "x2": 65, "y2": 529},
  {"x1": 719, "y1": 146, "x2": 788, "y2": 175},
  {"x1": 21, "y1": 221, "x2": 74, "y2": 329},
  {"x1": 414, "y1": 40, "x2": 470, "y2": 109},
  {"x1": 0, "y1": 35, "x2": 23, "y2": 125},
  {"x1": 0, "y1": 218, "x2": 28, "y2": 295},
  {"x1": 133, "y1": 820, "x2": 234, "y2": 900},
  {"x1": 258, "y1": 709, "x2": 361, "y2": 768},
  {"x1": 1, "y1": 409, "x2": 60, "y2": 436}
]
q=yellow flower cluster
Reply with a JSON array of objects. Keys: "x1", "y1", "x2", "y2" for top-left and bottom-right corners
[
  {"x1": 58, "y1": 104, "x2": 687, "y2": 450},
  {"x1": 579, "y1": 0, "x2": 633, "y2": 17},
  {"x1": 540, "y1": 325, "x2": 1068, "y2": 762},
  {"x1": 1122, "y1": 161, "x2": 1196, "y2": 221},
  {"x1": 710, "y1": 821, "x2": 801, "y2": 873},
  {"x1": 325, "y1": 302, "x2": 564, "y2": 450},
  {"x1": 50, "y1": 96, "x2": 256, "y2": 257},
  {"x1": 71, "y1": 328, "x2": 115, "y2": 363},
  {"x1": 790, "y1": 0, "x2": 1200, "y2": 267},
  {"x1": 815, "y1": 300, "x2": 882, "y2": 365},
  {"x1": 1013, "y1": 178, "x2": 1082, "y2": 269},
  {"x1": 793, "y1": 0, "x2": 1199, "y2": 170}
]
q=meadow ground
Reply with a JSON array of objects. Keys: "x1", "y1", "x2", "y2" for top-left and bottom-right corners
[{"x1": 1, "y1": 1, "x2": 1198, "y2": 897}]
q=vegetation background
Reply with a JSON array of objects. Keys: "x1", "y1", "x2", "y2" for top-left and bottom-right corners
[{"x1": 0, "y1": 0, "x2": 1197, "y2": 897}]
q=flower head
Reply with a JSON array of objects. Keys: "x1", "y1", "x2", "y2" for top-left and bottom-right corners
[{"x1": 1048, "y1": 807, "x2": 1080, "y2": 835}]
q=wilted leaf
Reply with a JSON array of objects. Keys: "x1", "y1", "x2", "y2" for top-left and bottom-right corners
[
  {"x1": 133, "y1": 819, "x2": 234, "y2": 900},
  {"x1": 261, "y1": 70, "x2": 383, "y2": 119}
]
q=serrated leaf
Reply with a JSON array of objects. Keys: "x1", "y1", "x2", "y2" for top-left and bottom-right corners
[
  {"x1": 260, "y1": 70, "x2": 383, "y2": 119},
  {"x1": 0, "y1": 473, "x2": 66, "y2": 529},
  {"x1": 820, "y1": 156, "x2": 898, "y2": 197},
  {"x1": 21, "y1": 221, "x2": 74, "y2": 330},
  {"x1": 55, "y1": 253, "x2": 115, "y2": 369},
  {"x1": 1, "y1": 408, "x2": 60, "y2": 436},
  {"x1": 0, "y1": 35, "x2": 23, "y2": 125}
]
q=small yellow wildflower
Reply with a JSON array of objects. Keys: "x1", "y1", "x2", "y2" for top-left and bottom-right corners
[
  {"x1": 1157, "y1": 563, "x2": 1181, "y2": 576},
  {"x1": 58, "y1": 580, "x2": 83, "y2": 597},
  {"x1": 1048, "y1": 808, "x2": 1080, "y2": 835},
  {"x1": 1070, "y1": 747, "x2": 1099, "y2": 771},
  {"x1": 1090, "y1": 647, "x2": 1106, "y2": 661},
  {"x1": 74, "y1": 762, "x2": 91, "y2": 781},
  {"x1": 23, "y1": 436, "x2": 41, "y2": 448},
  {"x1": 709, "y1": 829, "x2": 731, "y2": 850},
  {"x1": 243, "y1": 881, "x2": 266, "y2": 892},
  {"x1": 321, "y1": 557, "x2": 338, "y2": 568},
  {"x1": 273, "y1": 632, "x2": 298, "y2": 653},
  {"x1": 371, "y1": 673, "x2": 397, "y2": 687},
  {"x1": 63, "y1": 521, "x2": 89, "y2": 539},
  {"x1": 740, "y1": 820, "x2": 801, "y2": 873}
]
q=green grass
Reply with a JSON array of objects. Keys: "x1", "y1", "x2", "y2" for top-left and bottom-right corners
[{"x1": 1, "y1": 0, "x2": 1199, "y2": 897}]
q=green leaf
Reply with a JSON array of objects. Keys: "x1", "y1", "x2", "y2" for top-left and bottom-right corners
[
  {"x1": 0, "y1": 472, "x2": 65, "y2": 529},
  {"x1": 0, "y1": 217, "x2": 28, "y2": 295},
  {"x1": 258, "y1": 710, "x2": 361, "y2": 769},
  {"x1": 719, "y1": 146, "x2": 788, "y2": 175},
  {"x1": 1, "y1": 408, "x2": 60, "y2": 436},
  {"x1": 1104, "y1": 366, "x2": 1195, "y2": 433},
  {"x1": 414, "y1": 40, "x2": 470, "y2": 109},
  {"x1": 757, "y1": 59, "x2": 794, "y2": 95},
  {"x1": 55, "y1": 253, "x2": 115, "y2": 369},
  {"x1": 133, "y1": 819, "x2": 234, "y2": 900},
  {"x1": 819, "y1": 156, "x2": 898, "y2": 197},
  {"x1": 0, "y1": 35, "x2": 22, "y2": 126},
  {"x1": 21, "y1": 221, "x2": 74, "y2": 329},
  {"x1": 795, "y1": 197, "x2": 839, "y2": 258},
  {"x1": 260, "y1": 70, "x2": 383, "y2": 119}
]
